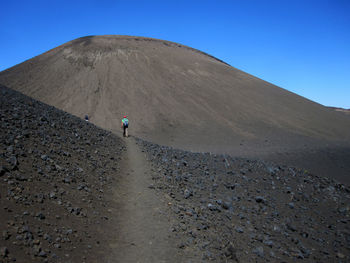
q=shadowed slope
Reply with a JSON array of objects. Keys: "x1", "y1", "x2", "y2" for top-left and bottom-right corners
[
  {"x1": 0, "y1": 85, "x2": 125, "y2": 262},
  {"x1": 1, "y1": 35, "x2": 350, "y2": 181}
]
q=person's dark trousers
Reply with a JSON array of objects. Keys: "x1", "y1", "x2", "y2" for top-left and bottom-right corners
[{"x1": 123, "y1": 125, "x2": 128, "y2": 137}]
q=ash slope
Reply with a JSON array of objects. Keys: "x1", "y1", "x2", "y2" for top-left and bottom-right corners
[
  {"x1": 1, "y1": 35, "x2": 350, "y2": 182},
  {"x1": 0, "y1": 85, "x2": 125, "y2": 262},
  {"x1": 1, "y1": 35, "x2": 349, "y2": 149}
]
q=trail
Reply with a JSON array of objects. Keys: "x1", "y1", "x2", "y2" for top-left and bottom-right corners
[{"x1": 109, "y1": 137, "x2": 184, "y2": 263}]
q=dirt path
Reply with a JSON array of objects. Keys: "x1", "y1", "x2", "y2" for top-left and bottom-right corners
[{"x1": 109, "y1": 137, "x2": 185, "y2": 263}]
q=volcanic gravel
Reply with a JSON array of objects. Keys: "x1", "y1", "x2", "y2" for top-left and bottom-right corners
[
  {"x1": 1, "y1": 84, "x2": 350, "y2": 262},
  {"x1": 0, "y1": 86, "x2": 125, "y2": 262},
  {"x1": 137, "y1": 139, "x2": 350, "y2": 262}
]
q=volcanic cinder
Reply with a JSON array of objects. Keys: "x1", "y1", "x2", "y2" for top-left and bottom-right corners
[{"x1": 1, "y1": 35, "x2": 350, "y2": 183}]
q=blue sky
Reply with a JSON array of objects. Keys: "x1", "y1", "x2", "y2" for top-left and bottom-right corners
[{"x1": 1, "y1": 0, "x2": 349, "y2": 108}]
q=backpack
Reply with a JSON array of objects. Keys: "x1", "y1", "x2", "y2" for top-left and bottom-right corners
[{"x1": 124, "y1": 119, "x2": 129, "y2": 127}]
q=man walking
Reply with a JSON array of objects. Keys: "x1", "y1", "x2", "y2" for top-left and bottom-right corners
[{"x1": 121, "y1": 115, "x2": 129, "y2": 137}]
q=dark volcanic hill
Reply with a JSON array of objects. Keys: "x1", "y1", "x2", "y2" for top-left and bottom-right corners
[{"x1": 1, "y1": 35, "x2": 350, "y2": 182}]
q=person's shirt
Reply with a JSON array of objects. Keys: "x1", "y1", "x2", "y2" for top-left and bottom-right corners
[{"x1": 122, "y1": 118, "x2": 129, "y2": 125}]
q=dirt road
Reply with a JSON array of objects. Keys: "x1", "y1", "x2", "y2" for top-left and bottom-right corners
[{"x1": 109, "y1": 138, "x2": 186, "y2": 263}]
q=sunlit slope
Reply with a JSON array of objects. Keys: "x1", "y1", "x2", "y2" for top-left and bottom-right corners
[{"x1": 1, "y1": 35, "x2": 349, "y2": 153}]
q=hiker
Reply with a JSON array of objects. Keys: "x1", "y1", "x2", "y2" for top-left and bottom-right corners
[
  {"x1": 121, "y1": 115, "x2": 129, "y2": 137},
  {"x1": 85, "y1": 115, "x2": 89, "y2": 122}
]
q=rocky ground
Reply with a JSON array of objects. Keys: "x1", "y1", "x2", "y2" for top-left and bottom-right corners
[
  {"x1": 0, "y1": 86, "x2": 125, "y2": 262},
  {"x1": 138, "y1": 139, "x2": 350, "y2": 262},
  {"x1": 1, "y1": 84, "x2": 350, "y2": 263}
]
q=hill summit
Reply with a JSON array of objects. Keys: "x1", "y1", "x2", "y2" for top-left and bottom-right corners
[{"x1": 1, "y1": 35, "x2": 350, "y2": 181}]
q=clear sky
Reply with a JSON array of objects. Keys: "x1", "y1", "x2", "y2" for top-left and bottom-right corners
[{"x1": 1, "y1": 0, "x2": 349, "y2": 108}]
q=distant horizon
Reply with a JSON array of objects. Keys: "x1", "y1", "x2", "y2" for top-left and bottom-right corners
[{"x1": 1, "y1": 0, "x2": 349, "y2": 108}]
